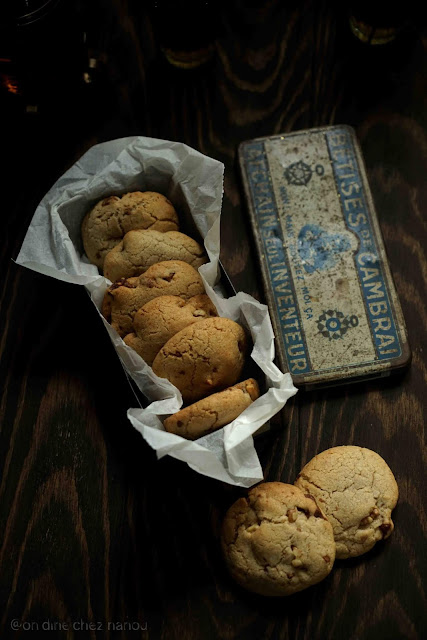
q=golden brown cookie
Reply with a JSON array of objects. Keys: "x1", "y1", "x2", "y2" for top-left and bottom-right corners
[
  {"x1": 123, "y1": 294, "x2": 217, "y2": 365},
  {"x1": 164, "y1": 378, "x2": 260, "y2": 440},
  {"x1": 82, "y1": 191, "x2": 179, "y2": 269},
  {"x1": 294, "y1": 446, "x2": 399, "y2": 559},
  {"x1": 221, "y1": 482, "x2": 336, "y2": 597},
  {"x1": 152, "y1": 317, "x2": 247, "y2": 403},
  {"x1": 103, "y1": 229, "x2": 207, "y2": 282},
  {"x1": 102, "y1": 260, "x2": 205, "y2": 337}
]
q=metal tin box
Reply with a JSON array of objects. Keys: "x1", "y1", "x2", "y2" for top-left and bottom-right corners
[{"x1": 239, "y1": 125, "x2": 411, "y2": 388}]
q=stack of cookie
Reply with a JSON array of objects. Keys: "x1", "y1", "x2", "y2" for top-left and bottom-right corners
[
  {"x1": 82, "y1": 191, "x2": 261, "y2": 440},
  {"x1": 221, "y1": 445, "x2": 398, "y2": 597}
]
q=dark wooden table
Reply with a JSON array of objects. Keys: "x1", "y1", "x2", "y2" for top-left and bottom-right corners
[{"x1": 1, "y1": 1, "x2": 426, "y2": 638}]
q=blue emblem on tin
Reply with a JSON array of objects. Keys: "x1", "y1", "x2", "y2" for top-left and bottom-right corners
[{"x1": 298, "y1": 224, "x2": 352, "y2": 274}]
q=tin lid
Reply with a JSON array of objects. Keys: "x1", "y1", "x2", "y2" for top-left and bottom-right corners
[{"x1": 239, "y1": 125, "x2": 411, "y2": 388}]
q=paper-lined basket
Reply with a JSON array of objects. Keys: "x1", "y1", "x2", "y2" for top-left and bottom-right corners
[{"x1": 16, "y1": 136, "x2": 297, "y2": 487}]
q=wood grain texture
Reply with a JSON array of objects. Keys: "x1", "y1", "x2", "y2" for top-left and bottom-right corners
[{"x1": 1, "y1": 1, "x2": 426, "y2": 638}]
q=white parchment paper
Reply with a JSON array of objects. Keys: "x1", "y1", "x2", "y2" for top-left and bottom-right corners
[{"x1": 16, "y1": 136, "x2": 297, "y2": 487}]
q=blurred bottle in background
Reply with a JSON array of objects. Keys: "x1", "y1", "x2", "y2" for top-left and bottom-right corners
[
  {"x1": 0, "y1": 0, "x2": 87, "y2": 118},
  {"x1": 347, "y1": 1, "x2": 414, "y2": 45},
  {"x1": 149, "y1": 1, "x2": 217, "y2": 69}
]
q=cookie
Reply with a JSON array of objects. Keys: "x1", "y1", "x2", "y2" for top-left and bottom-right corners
[
  {"x1": 294, "y1": 446, "x2": 399, "y2": 559},
  {"x1": 123, "y1": 294, "x2": 217, "y2": 365},
  {"x1": 103, "y1": 229, "x2": 207, "y2": 282},
  {"x1": 164, "y1": 378, "x2": 260, "y2": 440},
  {"x1": 221, "y1": 482, "x2": 336, "y2": 597},
  {"x1": 102, "y1": 260, "x2": 205, "y2": 337},
  {"x1": 81, "y1": 191, "x2": 179, "y2": 269},
  {"x1": 152, "y1": 317, "x2": 247, "y2": 403}
]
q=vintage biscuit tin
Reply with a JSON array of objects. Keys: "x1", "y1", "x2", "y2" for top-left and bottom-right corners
[{"x1": 239, "y1": 125, "x2": 411, "y2": 388}]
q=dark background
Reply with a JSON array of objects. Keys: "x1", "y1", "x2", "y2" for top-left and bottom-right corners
[{"x1": 1, "y1": 1, "x2": 426, "y2": 639}]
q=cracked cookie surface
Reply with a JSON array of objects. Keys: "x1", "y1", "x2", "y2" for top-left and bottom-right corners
[
  {"x1": 102, "y1": 260, "x2": 205, "y2": 337},
  {"x1": 152, "y1": 317, "x2": 247, "y2": 403},
  {"x1": 124, "y1": 294, "x2": 217, "y2": 365},
  {"x1": 294, "y1": 446, "x2": 398, "y2": 559},
  {"x1": 103, "y1": 229, "x2": 207, "y2": 281},
  {"x1": 164, "y1": 378, "x2": 260, "y2": 440},
  {"x1": 221, "y1": 482, "x2": 335, "y2": 597},
  {"x1": 82, "y1": 191, "x2": 179, "y2": 269}
]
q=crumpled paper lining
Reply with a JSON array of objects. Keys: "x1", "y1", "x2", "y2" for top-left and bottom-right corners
[{"x1": 16, "y1": 136, "x2": 297, "y2": 487}]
